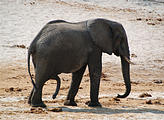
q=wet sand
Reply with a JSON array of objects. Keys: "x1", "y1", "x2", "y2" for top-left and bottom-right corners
[{"x1": 0, "y1": 0, "x2": 164, "y2": 119}]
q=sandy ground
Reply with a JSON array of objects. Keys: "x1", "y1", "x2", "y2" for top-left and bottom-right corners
[
  {"x1": 0, "y1": 0, "x2": 164, "y2": 119},
  {"x1": 0, "y1": 62, "x2": 164, "y2": 119}
]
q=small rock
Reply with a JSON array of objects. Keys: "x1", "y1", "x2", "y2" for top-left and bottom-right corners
[
  {"x1": 5, "y1": 87, "x2": 22, "y2": 92},
  {"x1": 146, "y1": 100, "x2": 152, "y2": 104},
  {"x1": 62, "y1": 78, "x2": 69, "y2": 81},
  {"x1": 136, "y1": 18, "x2": 142, "y2": 21},
  {"x1": 15, "y1": 88, "x2": 22, "y2": 92},
  {"x1": 30, "y1": 1, "x2": 35, "y2": 5},
  {"x1": 102, "y1": 78, "x2": 110, "y2": 81},
  {"x1": 139, "y1": 93, "x2": 152, "y2": 98},
  {"x1": 5, "y1": 87, "x2": 14, "y2": 92},
  {"x1": 131, "y1": 81, "x2": 139, "y2": 85},
  {"x1": 9, "y1": 87, "x2": 14, "y2": 91},
  {"x1": 85, "y1": 101, "x2": 90, "y2": 105},
  {"x1": 12, "y1": 45, "x2": 26, "y2": 49},
  {"x1": 17, "y1": 45, "x2": 26, "y2": 48},
  {"x1": 60, "y1": 86, "x2": 69, "y2": 90},
  {"x1": 47, "y1": 107, "x2": 62, "y2": 112},
  {"x1": 157, "y1": 18, "x2": 162, "y2": 21},
  {"x1": 84, "y1": 73, "x2": 89, "y2": 77},
  {"x1": 153, "y1": 100, "x2": 161, "y2": 105},
  {"x1": 147, "y1": 22, "x2": 155, "y2": 25},
  {"x1": 153, "y1": 80, "x2": 163, "y2": 84},
  {"x1": 112, "y1": 97, "x2": 120, "y2": 101},
  {"x1": 101, "y1": 73, "x2": 107, "y2": 78},
  {"x1": 30, "y1": 107, "x2": 47, "y2": 114},
  {"x1": 79, "y1": 86, "x2": 83, "y2": 89}
]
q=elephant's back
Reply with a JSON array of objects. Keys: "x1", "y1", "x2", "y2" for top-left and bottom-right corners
[
  {"x1": 37, "y1": 21, "x2": 92, "y2": 51},
  {"x1": 35, "y1": 21, "x2": 93, "y2": 73}
]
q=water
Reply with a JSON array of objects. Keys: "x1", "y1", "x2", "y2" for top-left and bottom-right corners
[
  {"x1": 0, "y1": 96, "x2": 25, "y2": 102},
  {"x1": 0, "y1": 0, "x2": 164, "y2": 65},
  {"x1": 62, "y1": 0, "x2": 164, "y2": 12}
]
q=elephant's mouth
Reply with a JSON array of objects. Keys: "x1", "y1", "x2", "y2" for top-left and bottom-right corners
[
  {"x1": 113, "y1": 47, "x2": 134, "y2": 65},
  {"x1": 113, "y1": 50, "x2": 135, "y2": 65}
]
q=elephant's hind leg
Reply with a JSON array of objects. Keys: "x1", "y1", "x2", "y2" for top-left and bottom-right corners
[
  {"x1": 64, "y1": 65, "x2": 87, "y2": 106},
  {"x1": 30, "y1": 66, "x2": 49, "y2": 108}
]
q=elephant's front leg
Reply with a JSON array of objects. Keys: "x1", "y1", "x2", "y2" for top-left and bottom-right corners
[
  {"x1": 87, "y1": 48, "x2": 102, "y2": 107},
  {"x1": 64, "y1": 65, "x2": 87, "y2": 106}
]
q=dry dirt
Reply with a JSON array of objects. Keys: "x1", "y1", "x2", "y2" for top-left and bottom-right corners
[
  {"x1": 0, "y1": 0, "x2": 164, "y2": 119},
  {"x1": 0, "y1": 61, "x2": 164, "y2": 119}
]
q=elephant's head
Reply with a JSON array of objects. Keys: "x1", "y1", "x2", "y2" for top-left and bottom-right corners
[{"x1": 87, "y1": 18, "x2": 132, "y2": 98}]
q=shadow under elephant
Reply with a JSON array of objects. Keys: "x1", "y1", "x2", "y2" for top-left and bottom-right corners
[{"x1": 58, "y1": 106, "x2": 164, "y2": 115}]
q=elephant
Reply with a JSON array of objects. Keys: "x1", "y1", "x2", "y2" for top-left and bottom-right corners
[{"x1": 27, "y1": 18, "x2": 132, "y2": 108}]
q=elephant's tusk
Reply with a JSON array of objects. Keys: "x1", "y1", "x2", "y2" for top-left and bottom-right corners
[{"x1": 124, "y1": 56, "x2": 135, "y2": 65}]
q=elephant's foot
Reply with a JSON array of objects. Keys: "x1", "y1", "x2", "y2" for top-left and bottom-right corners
[
  {"x1": 64, "y1": 100, "x2": 77, "y2": 106},
  {"x1": 85, "y1": 101, "x2": 102, "y2": 107},
  {"x1": 52, "y1": 94, "x2": 57, "y2": 99},
  {"x1": 31, "y1": 98, "x2": 46, "y2": 108},
  {"x1": 31, "y1": 102, "x2": 46, "y2": 108}
]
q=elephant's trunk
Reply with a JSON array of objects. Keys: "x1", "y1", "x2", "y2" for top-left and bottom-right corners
[{"x1": 117, "y1": 56, "x2": 131, "y2": 98}]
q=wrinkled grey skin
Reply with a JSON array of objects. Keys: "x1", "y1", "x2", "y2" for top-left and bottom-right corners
[{"x1": 28, "y1": 18, "x2": 131, "y2": 108}]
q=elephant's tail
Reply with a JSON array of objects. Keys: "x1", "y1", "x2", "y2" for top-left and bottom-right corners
[
  {"x1": 52, "y1": 76, "x2": 61, "y2": 99},
  {"x1": 28, "y1": 50, "x2": 37, "y2": 90}
]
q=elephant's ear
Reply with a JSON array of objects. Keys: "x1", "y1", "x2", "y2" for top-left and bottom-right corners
[{"x1": 87, "y1": 19, "x2": 113, "y2": 55}]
